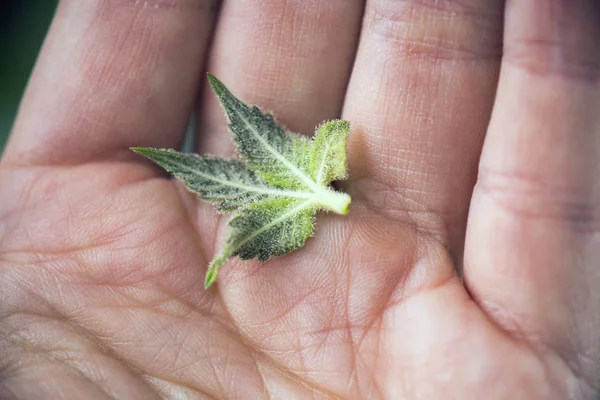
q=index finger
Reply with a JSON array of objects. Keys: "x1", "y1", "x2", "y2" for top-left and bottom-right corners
[{"x1": 2, "y1": 0, "x2": 217, "y2": 167}]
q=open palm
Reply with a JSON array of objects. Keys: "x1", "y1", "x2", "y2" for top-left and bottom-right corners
[{"x1": 1, "y1": 1, "x2": 598, "y2": 399}]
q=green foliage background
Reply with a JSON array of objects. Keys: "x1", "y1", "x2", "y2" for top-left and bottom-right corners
[{"x1": 0, "y1": 0, "x2": 57, "y2": 154}]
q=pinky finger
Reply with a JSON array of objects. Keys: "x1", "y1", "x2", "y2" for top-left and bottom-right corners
[{"x1": 464, "y1": 0, "x2": 600, "y2": 394}]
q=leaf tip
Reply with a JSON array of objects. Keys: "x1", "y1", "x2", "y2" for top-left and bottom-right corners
[
  {"x1": 206, "y1": 72, "x2": 217, "y2": 83},
  {"x1": 130, "y1": 147, "x2": 174, "y2": 162},
  {"x1": 206, "y1": 73, "x2": 226, "y2": 97},
  {"x1": 204, "y1": 253, "x2": 229, "y2": 290},
  {"x1": 316, "y1": 119, "x2": 350, "y2": 135},
  {"x1": 331, "y1": 119, "x2": 351, "y2": 131},
  {"x1": 130, "y1": 146, "x2": 150, "y2": 154},
  {"x1": 204, "y1": 270, "x2": 218, "y2": 290}
]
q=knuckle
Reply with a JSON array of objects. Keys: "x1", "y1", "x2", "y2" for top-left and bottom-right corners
[
  {"x1": 503, "y1": 0, "x2": 600, "y2": 81},
  {"x1": 503, "y1": 37, "x2": 600, "y2": 81},
  {"x1": 366, "y1": 0, "x2": 503, "y2": 62},
  {"x1": 476, "y1": 168, "x2": 600, "y2": 234}
]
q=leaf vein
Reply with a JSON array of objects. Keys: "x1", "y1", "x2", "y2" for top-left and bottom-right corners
[
  {"x1": 237, "y1": 113, "x2": 320, "y2": 192},
  {"x1": 315, "y1": 133, "x2": 337, "y2": 185},
  {"x1": 232, "y1": 200, "x2": 314, "y2": 255},
  {"x1": 175, "y1": 161, "x2": 314, "y2": 200}
]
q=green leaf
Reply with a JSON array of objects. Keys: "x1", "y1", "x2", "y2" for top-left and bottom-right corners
[
  {"x1": 309, "y1": 120, "x2": 350, "y2": 185},
  {"x1": 129, "y1": 148, "x2": 310, "y2": 212},
  {"x1": 133, "y1": 74, "x2": 352, "y2": 289},
  {"x1": 228, "y1": 198, "x2": 315, "y2": 261},
  {"x1": 207, "y1": 74, "x2": 314, "y2": 190},
  {"x1": 203, "y1": 199, "x2": 314, "y2": 290}
]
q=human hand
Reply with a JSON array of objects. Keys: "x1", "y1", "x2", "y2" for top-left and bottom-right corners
[{"x1": 1, "y1": 1, "x2": 598, "y2": 399}]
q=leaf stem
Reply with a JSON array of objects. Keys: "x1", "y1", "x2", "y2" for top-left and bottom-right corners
[{"x1": 315, "y1": 189, "x2": 351, "y2": 215}]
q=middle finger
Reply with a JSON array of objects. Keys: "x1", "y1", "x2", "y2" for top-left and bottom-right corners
[{"x1": 197, "y1": 0, "x2": 365, "y2": 155}]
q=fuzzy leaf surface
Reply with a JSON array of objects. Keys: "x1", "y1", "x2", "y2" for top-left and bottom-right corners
[
  {"x1": 309, "y1": 120, "x2": 350, "y2": 185},
  {"x1": 134, "y1": 75, "x2": 352, "y2": 289},
  {"x1": 207, "y1": 74, "x2": 315, "y2": 190},
  {"x1": 229, "y1": 199, "x2": 315, "y2": 261},
  {"x1": 130, "y1": 148, "x2": 312, "y2": 212}
]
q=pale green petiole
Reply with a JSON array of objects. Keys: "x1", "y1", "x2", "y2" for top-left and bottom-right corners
[{"x1": 314, "y1": 189, "x2": 351, "y2": 215}]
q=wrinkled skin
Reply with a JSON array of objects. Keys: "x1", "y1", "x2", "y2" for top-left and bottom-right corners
[{"x1": 1, "y1": 1, "x2": 599, "y2": 399}]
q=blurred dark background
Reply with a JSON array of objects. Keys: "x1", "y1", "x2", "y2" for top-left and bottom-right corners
[{"x1": 0, "y1": 0, "x2": 57, "y2": 154}]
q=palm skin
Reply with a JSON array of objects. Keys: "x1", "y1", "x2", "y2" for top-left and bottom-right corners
[
  {"x1": 0, "y1": 142, "x2": 570, "y2": 399},
  {"x1": 0, "y1": 1, "x2": 599, "y2": 399}
]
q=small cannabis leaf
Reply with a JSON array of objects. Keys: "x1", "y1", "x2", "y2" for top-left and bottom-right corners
[{"x1": 132, "y1": 74, "x2": 351, "y2": 289}]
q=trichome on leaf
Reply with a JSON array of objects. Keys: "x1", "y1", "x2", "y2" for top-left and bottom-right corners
[{"x1": 132, "y1": 74, "x2": 351, "y2": 289}]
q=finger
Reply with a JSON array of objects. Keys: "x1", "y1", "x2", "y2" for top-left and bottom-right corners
[
  {"x1": 341, "y1": 0, "x2": 504, "y2": 261},
  {"x1": 197, "y1": 0, "x2": 364, "y2": 154},
  {"x1": 2, "y1": 0, "x2": 218, "y2": 167},
  {"x1": 464, "y1": 0, "x2": 600, "y2": 387}
]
